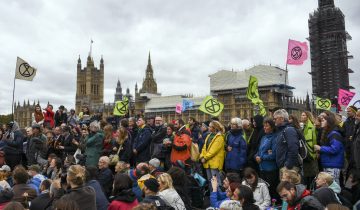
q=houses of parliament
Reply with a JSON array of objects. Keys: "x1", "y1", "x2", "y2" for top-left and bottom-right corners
[{"x1": 14, "y1": 49, "x2": 309, "y2": 128}]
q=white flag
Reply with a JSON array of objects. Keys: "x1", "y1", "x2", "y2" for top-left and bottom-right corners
[{"x1": 15, "y1": 57, "x2": 37, "y2": 81}]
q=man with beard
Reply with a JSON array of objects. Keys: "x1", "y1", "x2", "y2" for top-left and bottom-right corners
[
  {"x1": 277, "y1": 181, "x2": 323, "y2": 210},
  {"x1": 224, "y1": 118, "x2": 247, "y2": 177},
  {"x1": 188, "y1": 117, "x2": 200, "y2": 144},
  {"x1": 150, "y1": 117, "x2": 167, "y2": 159},
  {"x1": 133, "y1": 117, "x2": 153, "y2": 164},
  {"x1": 170, "y1": 119, "x2": 192, "y2": 172}
]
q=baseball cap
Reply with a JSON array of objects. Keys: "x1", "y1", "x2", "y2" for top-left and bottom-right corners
[{"x1": 0, "y1": 165, "x2": 11, "y2": 172}]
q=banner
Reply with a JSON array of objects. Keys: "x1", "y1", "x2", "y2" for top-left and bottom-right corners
[
  {"x1": 199, "y1": 96, "x2": 224, "y2": 117},
  {"x1": 246, "y1": 76, "x2": 261, "y2": 104},
  {"x1": 175, "y1": 103, "x2": 182, "y2": 114},
  {"x1": 246, "y1": 76, "x2": 266, "y2": 116},
  {"x1": 338, "y1": 89, "x2": 355, "y2": 107},
  {"x1": 286, "y1": 39, "x2": 308, "y2": 65},
  {"x1": 182, "y1": 99, "x2": 194, "y2": 112},
  {"x1": 315, "y1": 97, "x2": 331, "y2": 110},
  {"x1": 113, "y1": 96, "x2": 129, "y2": 116},
  {"x1": 15, "y1": 57, "x2": 37, "y2": 81}
]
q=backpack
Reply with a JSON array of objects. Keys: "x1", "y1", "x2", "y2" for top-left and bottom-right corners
[{"x1": 282, "y1": 127, "x2": 308, "y2": 164}]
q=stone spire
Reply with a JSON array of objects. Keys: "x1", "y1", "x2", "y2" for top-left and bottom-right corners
[
  {"x1": 140, "y1": 51, "x2": 157, "y2": 94},
  {"x1": 114, "y1": 79, "x2": 123, "y2": 102}
]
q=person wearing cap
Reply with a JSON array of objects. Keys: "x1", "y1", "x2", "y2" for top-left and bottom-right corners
[
  {"x1": 344, "y1": 105, "x2": 358, "y2": 173},
  {"x1": 0, "y1": 165, "x2": 11, "y2": 190},
  {"x1": 28, "y1": 164, "x2": 47, "y2": 194},
  {"x1": 54, "y1": 105, "x2": 68, "y2": 127},
  {"x1": 148, "y1": 158, "x2": 163, "y2": 177},
  {"x1": 141, "y1": 178, "x2": 170, "y2": 209},
  {"x1": 26, "y1": 124, "x2": 47, "y2": 166}
]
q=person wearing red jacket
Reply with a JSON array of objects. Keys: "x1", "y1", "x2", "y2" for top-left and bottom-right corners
[
  {"x1": 43, "y1": 104, "x2": 55, "y2": 128},
  {"x1": 170, "y1": 119, "x2": 192, "y2": 171},
  {"x1": 277, "y1": 181, "x2": 323, "y2": 210}
]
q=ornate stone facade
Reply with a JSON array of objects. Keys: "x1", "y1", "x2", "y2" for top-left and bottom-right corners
[{"x1": 75, "y1": 55, "x2": 104, "y2": 113}]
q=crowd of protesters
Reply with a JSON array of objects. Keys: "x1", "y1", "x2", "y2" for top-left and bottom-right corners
[{"x1": 0, "y1": 103, "x2": 359, "y2": 210}]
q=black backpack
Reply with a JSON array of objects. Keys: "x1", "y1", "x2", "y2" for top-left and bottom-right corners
[{"x1": 281, "y1": 127, "x2": 308, "y2": 163}]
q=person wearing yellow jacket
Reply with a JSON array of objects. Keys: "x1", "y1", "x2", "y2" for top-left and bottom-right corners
[
  {"x1": 200, "y1": 120, "x2": 225, "y2": 189},
  {"x1": 300, "y1": 111, "x2": 319, "y2": 188}
]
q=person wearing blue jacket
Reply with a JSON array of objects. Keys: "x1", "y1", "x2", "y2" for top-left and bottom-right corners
[
  {"x1": 273, "y1": 109, "x2": 301, "y2": 171},
  {"x1": 255, "y1": 117, "x2": 278, "y2": 201},
  {"x1": 315, "y1": 114, "x2": 344, "y2": 185},
  {"x1": 133, "y1": 117, "x2": 153, "y2": 164},
  {"x1": 225, "y1": 117, "x2": 247, "y2": 175}
]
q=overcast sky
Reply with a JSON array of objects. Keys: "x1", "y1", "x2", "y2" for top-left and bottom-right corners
[{"x1": 1, "y1": 0, "x2": 359, "y2": 114}]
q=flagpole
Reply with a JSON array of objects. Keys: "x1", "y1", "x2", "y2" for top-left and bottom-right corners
[
  {"x1": 283, "y1": 63, "x2": 288, "y2": 109},
  {"x1": 11, "y1": 76, "x2": 16, "y2": 121}
]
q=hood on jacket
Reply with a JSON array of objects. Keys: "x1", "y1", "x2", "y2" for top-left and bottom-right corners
[
  {"x1": 9, "y1": 121, "x2": 20, "y2": 132},
  {"x1": 229, "y1": 128, "x2": 242, "y2": 136},
  {"x1": 113, "y1": 189, "x2": 137, "y2": 203},
  {"x1": 329, "y1": 181, "x2": 341, "y2": 194},
  {"x1": 291, "y1": 184, "x2": 309, "y2": 205},
  {"x1": 253, "y1": 115, "x2": 264, "y2": 131},
  {"x1": 313, "y1": 187, "x2": 339, "y2": 207}
]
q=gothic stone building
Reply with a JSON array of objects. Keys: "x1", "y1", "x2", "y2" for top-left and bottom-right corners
[{"x1": 75, "y1": 55, "x2": 104, "y2": 113}]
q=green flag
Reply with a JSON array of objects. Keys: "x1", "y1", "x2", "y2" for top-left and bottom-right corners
[
  {"x1": 199, "y1": 96, "x2": 224, "y2": 117},
  {"x1": 316, "y1": 97, "x2": 331, "y2": 110},
  {"x1": 246, "y1": 76, "x2": 266, "y2": 116},
  {"x1": 113, "y1": 96, "x2": 129, "y2": 116},
  {"x1": 246, "y1": 75, "x2": 261, "y2": 104},
  {"x1": 255, "y1": 102, "x2": 267, "y2": 117}
]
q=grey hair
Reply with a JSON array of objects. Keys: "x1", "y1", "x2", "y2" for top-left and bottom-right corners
[
  {"x1": 219, "y1": 200, "x2": 242, "y2": 210},
  {"x1": 273, "y1": 109, "x2": 289, "y2": 121},
  {"x1": 89, "y1": 120, "x2": 100, "y2": 132},
  {"x1": 231, "y1": 117, "x2": 242, "y2": 128},
  {"x1": 241, "y1": 119, "x2": 250, "y2": 126}
]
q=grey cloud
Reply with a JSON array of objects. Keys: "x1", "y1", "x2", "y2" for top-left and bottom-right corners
[{"x1": 1, "y1": 0, "x2": 359, "y2": 114}]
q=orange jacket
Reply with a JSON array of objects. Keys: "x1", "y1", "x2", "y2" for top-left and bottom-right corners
[{"x1": 171, "y1": 128, "x2": 192, "y2": 164}]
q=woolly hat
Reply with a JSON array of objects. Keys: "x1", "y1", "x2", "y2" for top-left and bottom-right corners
[
  {"x1": 144, "y1": 178, "x2": 159, "y2": 193},
  {"x1": 348, "y1": 105, "x2": 358, "y2": 113},
  {"x1": 149, "y1": 158, "x2": 160, "y2": 168}
]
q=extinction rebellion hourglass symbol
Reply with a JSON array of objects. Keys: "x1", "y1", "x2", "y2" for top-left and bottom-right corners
[{"x1": 291, "y1": 46, "x2": 302, "y2": 60}]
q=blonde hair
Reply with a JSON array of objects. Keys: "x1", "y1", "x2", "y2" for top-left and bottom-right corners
[
  {"x1": 67, "y1": 165, "x2": 86, "y2": 186},
  {"x1": 210, "y1": 120, "x2": 225, "y2": 134},
  {"x1": 157, "y1": 173, "x2": 174, "y2": 190},
  {"x1": 117, "y1": 126, "x2": 128, "y2": 145},
  {"x1": 103, "y1": 124, "x2": 113, "y2": 139},
  {"x1": 317, "y1": 172, "x2": 333, "y2": 185},
  {"x1": 280, "y1": 168, "x2": 301, "y2": 184},
  {"x1": 0, "y1": 171, "x2": 8, "y2": 181}
]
